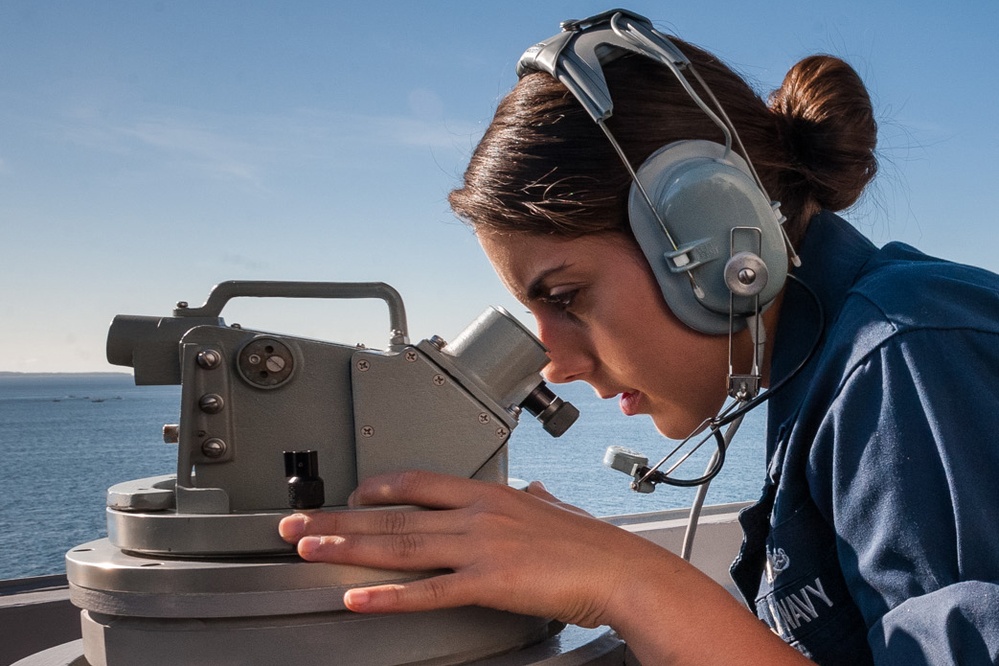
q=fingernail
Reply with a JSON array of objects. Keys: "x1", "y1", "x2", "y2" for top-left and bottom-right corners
[
  {"x1": 344, "y1": 588, "x2": 370, "y2": 610},
  {"x1": 279, "y1": 515, "x2": 306, "y2": 541},
  {"x1": 298, "y1": 536, "x2": 321, "y2": 557}
]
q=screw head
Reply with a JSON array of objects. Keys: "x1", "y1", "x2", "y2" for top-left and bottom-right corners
[
  {"x1": 478, "y1": 413, "x2": 490, "y2": 424},
  {"x1": 737, "y1": 268, "x2": 757, "y2": 285},
  {"x1": 196, "y1": 349, "x2": 222, "y2": 370},
  {"x1": 496, "y1": 427, "x2": 509, "y2": 438},
  {"x1": 198, "y1": 394, "x2": 225, "y2": 414},
  {"x1": 433, "y1": 374, "x2": 446, "y2": 386},
  {"x1": 360, "y1": 425, "x2": 374, "y2": 438},
  {"x1": 265, "y1": 355, "x2": 286, "y2": 373},
  {"x1": 201, "y1": 438, "x2": 227, "y2": 458},
  {"x1": 356, "y1": 359, "x2": 370, "y2": 372},
  {"x1": 404, "y1": 350, "x2": 418, "y2": 362}
]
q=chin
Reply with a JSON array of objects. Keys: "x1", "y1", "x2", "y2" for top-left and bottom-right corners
[
  {"x1": 649, "y1": 408, "x2": 718, "y2": 441},
  {"x1": 650, "y1": 414, "x2": 690, "y2": 440}
]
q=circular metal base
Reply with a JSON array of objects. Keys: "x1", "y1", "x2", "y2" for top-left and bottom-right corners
[
  {"x1": 67, "y1": 538, "x2": 425, "y2": 617},
  {"x1": 14, "y1": 626, "x2": 625, "y2": 666},
  {"x1": 61, "y1": 539, "x2": 629, "y2": 666}
]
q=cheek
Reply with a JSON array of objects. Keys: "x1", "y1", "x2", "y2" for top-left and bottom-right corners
[
  {"x1": 673, "y1": 337, "x2": 730, "y2": 398},
  {"x1": 643, "y1": 335, "x2": 731, "y2": 429}
]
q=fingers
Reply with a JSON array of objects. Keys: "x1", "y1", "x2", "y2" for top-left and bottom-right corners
[
  {"x1": 343, "y1": 574, "x2": 473, "y2": 614},
  {"x1": 279, "y1": 505, "x2": 459, "y2": 544},
  {"x1": 272, "y1": 470, "x2": 638, "y2": 626},
  {"x1": 278, "y1": 472, "x2": 584, "y2": 555},
  {"x1": 280, "y1": 503, "x2": 479, "y2": 572},
  {"x1": 294, "y1": 530, "x2": 463, "y2": 572}
]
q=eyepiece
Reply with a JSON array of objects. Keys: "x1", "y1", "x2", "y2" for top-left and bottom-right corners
[{"x1": 521, "y1": 384, "x2": 579, "y2": 437}]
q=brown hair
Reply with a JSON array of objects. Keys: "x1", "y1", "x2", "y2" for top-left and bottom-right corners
[{"x1": 448, "y1": 38, "x2": 877, "y2": 247}]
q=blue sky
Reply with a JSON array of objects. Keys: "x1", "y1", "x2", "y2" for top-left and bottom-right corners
[{"x1": 2, "y1": 1, "x2": 997, "y2": 373}]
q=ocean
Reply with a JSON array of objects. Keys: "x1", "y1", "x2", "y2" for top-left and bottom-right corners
[{"x1": 0, "y1": 373, "x2": 767, "y2": 580}]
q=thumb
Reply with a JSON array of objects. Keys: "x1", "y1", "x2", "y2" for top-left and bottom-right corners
[
  {"x1": 526, "y1": 480, "x2": 594, "y2": 517},
  {"x1": 525, "y1": 480, "x2": 560, "y2": 503}
]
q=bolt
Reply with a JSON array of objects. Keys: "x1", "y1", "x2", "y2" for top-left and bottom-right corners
[
  {"x1": 428, "y1": 335, "x2": 446, "y2": 350},
  {"x1": 265, "y1": 355, "x2": 286, "y2": 373},
  {"x1": 201, "y1": 438, "x2": 227, "y2": 458},
  {"x1": 247, "y1": 353, "x2": 262, "y2": 365},
  {"x1": 196, "y1": 349, "x2": 222, "y2": 370},
  {"x1": 162, "y1": 424, "x2": 179, "y2": 444},
  {"x1": 198, "y1": 394, "x2": 224, "y2": 414},
  {"x1": 433, "y1": 374, "x2": 445, "y2": 386},
  {"x1": 360, "y1": 425, "x2": 374, "y2": 438},
  {"x1": 737, "y1": 268, "x2": 757, "y2": 285},
  {"x1": 356, "y1": 359, "x2": 370, "y2": 372},
  {"x1": 478, "y1": 412, "x2": 490, "y2": 424},
  {"x1": 176, "y1": 301, "x2": 188, "y2": 309},
  {"x1": 404, "y1": 350, "x2": 418, "y2": 362}
]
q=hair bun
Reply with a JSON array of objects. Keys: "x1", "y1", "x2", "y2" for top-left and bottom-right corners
[{"x1": 770, "y1": 55, "x2": 877, "y2": 211}]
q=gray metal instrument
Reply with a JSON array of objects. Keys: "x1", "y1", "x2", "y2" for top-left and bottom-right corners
[
  {"x1": 100, "y1": 280, "x2": 578, "y2": 556},
  {"x1": 48, "y1": 281, "x2": 625, "y2": 666}
]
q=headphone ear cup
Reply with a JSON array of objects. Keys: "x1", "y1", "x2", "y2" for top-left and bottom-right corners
[{"x1": 628, "y1": 140, "x2": 788, "y2": 334}]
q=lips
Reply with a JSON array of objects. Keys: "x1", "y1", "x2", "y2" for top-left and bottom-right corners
[{"x1": 619, "y1": 391, "x2": 642, "y2": 416}]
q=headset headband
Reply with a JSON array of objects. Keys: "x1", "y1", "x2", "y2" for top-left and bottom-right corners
[{"x1": 517, "y1": 9, "x2": 689, "y2": 124}]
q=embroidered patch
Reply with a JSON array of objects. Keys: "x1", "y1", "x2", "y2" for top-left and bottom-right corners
[{"x1": 765, "y1": 546, "x2": 790, "y2": 583}]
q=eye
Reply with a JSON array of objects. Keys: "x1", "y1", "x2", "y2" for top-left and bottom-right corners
[{"x1": 538, "y1": 288, "x2": 577, "y2": 311}]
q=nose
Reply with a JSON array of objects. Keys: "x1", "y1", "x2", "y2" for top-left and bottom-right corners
[{"x1": 535, "y1": 316, "x2": 594, "y2": 384}]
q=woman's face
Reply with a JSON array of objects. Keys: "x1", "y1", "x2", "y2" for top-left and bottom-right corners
[{"x1": 478, "y1": 230, "x2": 732, "y2": 439}]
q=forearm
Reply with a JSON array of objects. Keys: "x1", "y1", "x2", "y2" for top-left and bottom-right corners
[{"x1": 605, "y1": 537, "x2": 811, "y2": 665}]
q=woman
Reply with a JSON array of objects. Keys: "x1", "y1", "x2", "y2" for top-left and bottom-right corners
[{"x1": 279, "y1": 10, "x2": 999, "y2": 664}]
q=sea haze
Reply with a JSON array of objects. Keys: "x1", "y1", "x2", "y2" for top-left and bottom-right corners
[{"x1": 0, "y1": 373, "x2": 766, "y2": 580}]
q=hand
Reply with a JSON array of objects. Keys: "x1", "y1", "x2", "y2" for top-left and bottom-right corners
[
  {"x1": 277, "y1": 469, "x2": 661, "y2": 627},
  {"x1": 278, "y1": 470, "x2": 811, "y2": 664}
]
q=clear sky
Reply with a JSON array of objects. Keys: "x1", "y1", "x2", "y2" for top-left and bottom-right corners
[{"x1": 2, "y1": 1, "x2": 996, "y2": 373}]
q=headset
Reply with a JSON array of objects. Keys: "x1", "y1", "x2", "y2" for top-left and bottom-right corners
[
  {"x1": 517, "y1": 10, "x2": 806, "y2": 502},
  {"x1": 518, "y1": 8, "x2": 798, "y2": 337}
]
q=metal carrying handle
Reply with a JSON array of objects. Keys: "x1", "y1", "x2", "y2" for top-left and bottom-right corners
[{"x1": 176, "y1": 280, "x2": 410, "y2": 347}]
